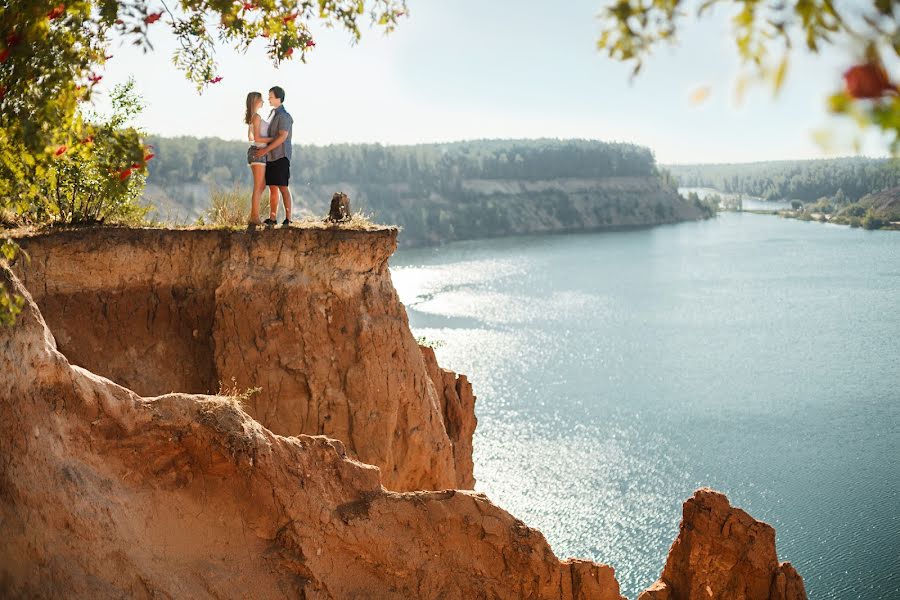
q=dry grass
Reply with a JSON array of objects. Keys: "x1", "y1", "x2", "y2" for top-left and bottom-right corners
[
  {"x1": 216, "y1": 377, "x2": 262, "y2": 409},
  {"x1": 199, "y1": 185, "x2": 252, "y2": 229},
  {"x1": 7, "y1": 197, "x2": 395, "y2": 236},
  {"x1": 292, "y1": 210, "x2": 390, "y2": 232}
]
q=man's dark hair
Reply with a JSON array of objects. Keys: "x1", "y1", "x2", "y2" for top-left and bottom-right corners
[{"x1": 270, "y1": 86, "x2": 285, "y2": 102}]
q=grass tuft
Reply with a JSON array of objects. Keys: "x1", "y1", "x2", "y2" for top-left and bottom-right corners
[{"x1": 216, "y1": 377, "x2": 262, "y2": 409}]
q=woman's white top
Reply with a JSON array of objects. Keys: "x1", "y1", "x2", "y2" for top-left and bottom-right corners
[{"x1": 248, "y1": 115, "x2": 269, "y2": 148}]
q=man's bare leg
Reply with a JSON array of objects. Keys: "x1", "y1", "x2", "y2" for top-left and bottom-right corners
[
  {"x1": 268, "y1": 186, "x2": 279, "y2": 222},
  {"x1": 278, "y1": 186, "x2": 292, "y2": 223}
]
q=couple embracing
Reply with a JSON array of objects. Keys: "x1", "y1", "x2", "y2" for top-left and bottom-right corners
[{"x1": 244, "y1": 85, "x2": 294, "y2": 228}]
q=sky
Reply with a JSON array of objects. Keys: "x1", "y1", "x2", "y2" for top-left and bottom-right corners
[{"x1": 97, "y1": 0, "x2": 895, "y2": 164}]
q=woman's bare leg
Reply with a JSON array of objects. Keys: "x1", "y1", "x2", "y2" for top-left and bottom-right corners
[{"x1": 249, "y1": 164, "x2": 265, "y2": 223}]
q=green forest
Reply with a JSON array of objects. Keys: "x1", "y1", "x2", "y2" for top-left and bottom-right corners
[
  {"x1": 147, "y1": 137, "x2": 660, "y2": 188},
  {"x1": 667, "y1": 157, "x2": 900, "y2": 230},
  {"x1": 667, "y1": 157, "x2": 900, "y2": 203}
]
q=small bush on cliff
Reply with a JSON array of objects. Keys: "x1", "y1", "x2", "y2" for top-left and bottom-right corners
[
  {"x1": 29, "y1": 79, "x2": 151, "y2": 226},
  {"x1": 199, "y1": 186, "x2": 252, "y2": 228}
]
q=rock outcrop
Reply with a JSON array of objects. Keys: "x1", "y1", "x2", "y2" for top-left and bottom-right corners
[
  {"x1": 419, "y1": 345, "x2": 477, "y2": 489},
  {"x1": 638, "y1": 489, "x2": 806, "y2": 600},
  {"x1": 13, "y1": 227, "x2": 472, "y2": 492},
  {"x1": 0, "y1": 263, "x2": 625, "y2": 599}
]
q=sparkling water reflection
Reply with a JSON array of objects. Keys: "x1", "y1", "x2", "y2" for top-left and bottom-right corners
[{"x1": 391, "y1": 214, "x2": 900, "y2": 600}]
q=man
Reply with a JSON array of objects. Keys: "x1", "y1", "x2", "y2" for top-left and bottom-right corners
[{"x1": 256, "y1": 86, "x2": 293, "y2": 226}]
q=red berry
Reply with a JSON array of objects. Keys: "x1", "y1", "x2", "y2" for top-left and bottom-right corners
[{"x1": 843, "y1": 63, "x2": 896, "y2": 99}]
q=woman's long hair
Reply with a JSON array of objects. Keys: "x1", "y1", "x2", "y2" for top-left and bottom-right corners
[{"x1": 244, "y1": 92, "x2": 262, "y2": 125}]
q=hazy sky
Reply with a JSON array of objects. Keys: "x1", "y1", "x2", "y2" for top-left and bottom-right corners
[{"x1": 98, "y1": 0, "x2": 893, "y2": 164}]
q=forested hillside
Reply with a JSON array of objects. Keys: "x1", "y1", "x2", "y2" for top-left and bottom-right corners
[
  {"x1": 666, "y1": 157, "x2": 900, "y2": 203},
  {"x1": 144, "y1": 138, "x2": 713, "y2": 245}
]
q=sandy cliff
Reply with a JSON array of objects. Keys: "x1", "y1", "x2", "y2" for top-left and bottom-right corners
[
  {"x1": 0, "y1": 263, "x2": 625, "y2": 599},
  {"x1": 13, "y1": 227, "x2": 473, "y2": 492}
]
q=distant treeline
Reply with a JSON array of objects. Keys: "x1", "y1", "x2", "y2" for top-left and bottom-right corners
[
  {"x1": 666, "y1": 157, "x2": 900, "y2": 203},
  {"x1": 144, "y1": 137, "x2": 712, "y2": 245},
  {"x1": 146, "y1": 137, "x2": 659, "y2": 189}
]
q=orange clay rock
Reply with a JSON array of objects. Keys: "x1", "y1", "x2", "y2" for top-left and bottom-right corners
[
  {"x1": 419, "y1": 345, "x2": 477, "y2": 489},
  {"x1": 638, "y1": 488, "x2": 807, "y2": 600},
  {"x1": 0, "y1": 264, "x2": 626, "y2": 600},
  {"x1": 13, "y1": 227, "x2": 468, "y2": 492}
]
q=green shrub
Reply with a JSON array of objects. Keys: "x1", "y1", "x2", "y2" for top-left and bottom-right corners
[
  {"x1": 845, "y1": 204, "x2": 866, "y2": 217},
  {"x1": 416, "y1": 335, "x2": 445, "y2": 349},
  {"x1": 862, "y1": 211, "x2": 884, "y2": 230},
  {"x1": 34, "y1": 79, "x2": 150, "y2": 226}
]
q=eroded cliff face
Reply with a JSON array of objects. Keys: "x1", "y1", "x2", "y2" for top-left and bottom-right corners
[
  {"x1": 0, "y1": 264, "x2": 625, "y2": 599},
  {"x1": 13, "y1": 227, "x2": 473, "y2": 492}
]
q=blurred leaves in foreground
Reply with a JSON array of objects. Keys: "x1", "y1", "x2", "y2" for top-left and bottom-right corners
[{"x1": 596, "y1": 0, "x2": 900, "y2": 153}]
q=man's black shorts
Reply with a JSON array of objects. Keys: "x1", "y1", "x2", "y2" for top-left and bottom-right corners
[{"x1": 265, "y1": 157, "x2": 290, "y2": 186}]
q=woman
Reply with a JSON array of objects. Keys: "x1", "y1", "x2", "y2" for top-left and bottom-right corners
[{"x1": 245, "y1": 91, "x2": 272, "y2": 226}]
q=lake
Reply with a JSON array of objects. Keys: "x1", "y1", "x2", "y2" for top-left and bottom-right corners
[{"x1": 391, "y1": 213, "x2": 900, "y2": 599}]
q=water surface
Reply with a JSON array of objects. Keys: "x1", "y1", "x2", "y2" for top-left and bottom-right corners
[{"x1": 391, "y1": 213, "x2": 900, "y2": 599}]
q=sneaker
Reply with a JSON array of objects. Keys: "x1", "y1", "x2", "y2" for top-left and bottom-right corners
[
  {"x1": 281, "y1": 219, "x2": 292, "y2": 227},
  {"x1": 263, "y1": 218, "x2": 277, "y2": 227}
]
